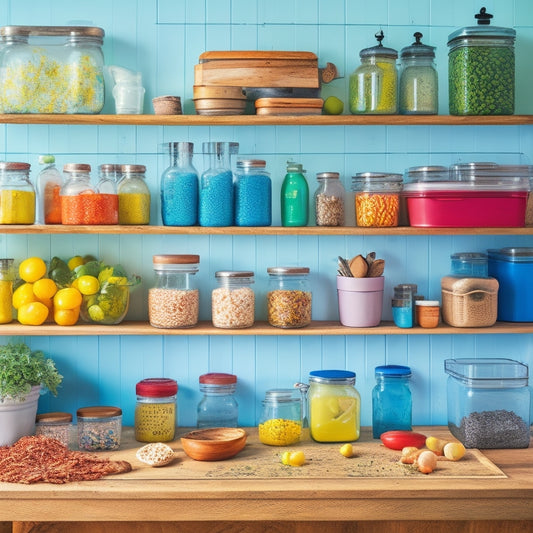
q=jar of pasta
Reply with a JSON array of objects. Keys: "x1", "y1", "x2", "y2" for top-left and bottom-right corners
[
  {"x1": 0, "y1": 162, "x2": 35, "y2": 224},
  {"x1": 258, "y1": 388, "x2": 302, "y2": 446},
  {"x1": 212, "y1": 271, "x2": 255, "y2": 328},
  {"x1": 118, "y1": 164, "x2": 150, "y2": 225}
]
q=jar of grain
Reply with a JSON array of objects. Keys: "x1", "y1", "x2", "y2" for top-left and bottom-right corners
[
  {"x1": 148, "y1": 254, "x2": 200, "y2": 328},
  {"x1": 77, "y1": 406, "x2": 122, "y2": 451},
  {"x1": 0, "y1": 162, "x2": 35, "y2": 224},
  {"x1": 197, "y1": 373, "x2": 238, "y2": 428},
  {"x1": 118, "y1": 164, "x2": 150, "y2": 224},
  {"x1": 212, "y1": 271, "x2": 254, "y2": 328},
  {"x1": 35, "y1": 412, "x2": 72, "y2": 447},
  {"x1": 314, "y1": 172, "x2": 345, "y2": 226},
  {"x1": 258, "y1": 389, "x2": 302, "y2": 446}
]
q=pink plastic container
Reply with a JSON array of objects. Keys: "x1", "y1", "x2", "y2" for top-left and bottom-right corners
[{"x1": 337, "y1": 275, "x2": 384, "y2": 327}]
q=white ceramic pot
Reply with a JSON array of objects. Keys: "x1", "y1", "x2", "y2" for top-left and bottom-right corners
[{"x1": 0, "y1": 385, "x2": 41, "y2": 446}]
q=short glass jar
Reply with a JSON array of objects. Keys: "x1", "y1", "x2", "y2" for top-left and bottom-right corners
[
  {"x1": 148, "y1": 254, "x2": 200, "y2": 328},
  {"x1": 35, "y1": 412, "x2": 73, "y2": 447},
  {"x1": 314, "y1": 172, "x2": 345, "y2": 226},
  {"x1": 212, "y1": 271, "x2": 255, "y2": 329},
  {"x1": 0, "y1": 258, "x2": 14, "y2": 324},
  {"x1": 267, "y1": 266, "x2": 312, "y2": 328},
  {"x1": 450, "y1": 252, "x2": 488, "y2": 278},
  {"x1": 60, "y1": 163, "x2": 95, "y2": 225},
  {"x1": 118, "y1": 164, "x2": 150, "y2": 225},
  {"x1": 135, "y1": 377, "x2": 178, "y2": 442},
  {"x1": 0, "y1": 162, "x2": 35, "y2": 224},
  {"x1": 234, "y1": 159, "x2": 272, "y2": 226},
  {"x1": 197, "y1": 372, "x2": 238, "y2": 428},
  {"x1": 258, "y1": 388, "x2": 302, "y2": 446},
  {"x1": 77, "y1": 406, "x2": 122, "y2": 451}
]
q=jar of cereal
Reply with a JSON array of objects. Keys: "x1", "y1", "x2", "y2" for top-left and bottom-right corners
[{"x1": 212, "y1": 271, "x2": 254, "y2": 329}]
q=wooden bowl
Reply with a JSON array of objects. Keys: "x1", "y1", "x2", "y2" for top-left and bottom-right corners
[
  {"x1": 180, "y1": 428, "x2": 247, "y2": 461},
  {"x1": 193, "y1": 97, "x2": 247, "y2": 116}
]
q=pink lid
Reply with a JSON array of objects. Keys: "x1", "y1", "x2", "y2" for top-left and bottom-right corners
[{"x1": 136, "y1": 378, "x2": 178, "y2": 397}]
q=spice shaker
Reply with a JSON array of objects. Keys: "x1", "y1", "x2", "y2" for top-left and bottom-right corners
[
  {"x1": 212, "y1": 271, "x2": 255, "y2": 329},
  {"x1": 77, "y1": 406, "x2": 122, "y2": 451},
  {"x1": 314, "y1": 172, "x2": 345, "y2": 226},
  {"x1": 258, "y1": 388, "x2": 302, "y2": 446},
  {"x1": 118, "y1": 164, "x2": 150, "y2": 225},
  {"x1": 197, "y1": 373, "x2": 238, "y2": 428},
  {"x1": 35, "y1": 412, "x2": 72, "y2": 447},
  {"x1": 0, "y1": 162, "x2": 35, "y2": 224},
  {"x1": 234, "y1": 159, "x2": 272, "y2": 226}
]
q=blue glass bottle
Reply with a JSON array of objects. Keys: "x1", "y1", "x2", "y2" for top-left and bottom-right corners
[
  {"x1": 234, "y1": 159, "x2": 272, "y2": 226},
  {"x1": 372, "y1": 365, "x2": 412, "y2": 438}
]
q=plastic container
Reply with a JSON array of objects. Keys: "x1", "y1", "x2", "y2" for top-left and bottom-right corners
[
  {"x1": 77, "y1": 406, "x2": 122, "y2": 451},
  {"x1": 444, "y1": 358, "x2": 530, "y2": 448},
  {"x1": 0, "y1": 25, "x2": 105, "y2": 114},
  {"x1": 35, "y1": 155, "x2": 62, "y2": 224},
  {"x1": 0, "y1": 162, "x2": 35, "y2": 224},
  {"x1": 118, "y1": 164, "x2": 150, "y2": 225},
  {"x1": 212, "y1": 271, "x2": 255, "y2": 329},
  {"x1": 314, "y1": 172, "x2": 345, "y2": 226},
  {"x1": 96, "y1": 164, "x2": 119, "y2": 224},
  {"x1": 281, "y1": 161, "x2": 309, "y2": 227},
  {"x1": 234, "y1": 159, "x2": 272, "y2": 226},
  {"x1": 451, "y1": 252, "x2": 489, "y2": 278},
  {"x1": 337, "y1": 275, "x2": 384, "y2": 327},
  {"x1": 0, "y1": 258, "x2": 14, "y2": 324},
  {"x1": 197, "y1": 372, "x2": 238, "y2": 428},
  {"x1": 415, "y1": 300, "x2": 440, "y2": 328},
  {"x1": 60, "y1": 163, "x2": 96, "y2": 225},
  {"x1": 391, "y1": 283, "x2": 417, "y2": 328},
  {"x1": 258, "y1": 388, "x2": 302, "y2": 446},
  {"x1": 35, "y1": 412, "x2": 72, "y2": 447}
]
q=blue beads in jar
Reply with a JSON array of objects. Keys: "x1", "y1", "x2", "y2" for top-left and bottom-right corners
[{"x1": 234, "y1": 159, "x2": 272, "y2": 226}]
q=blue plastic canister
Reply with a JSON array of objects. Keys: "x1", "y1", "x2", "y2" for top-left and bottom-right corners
[{"x1": 488, "y1": 247, "x2": 533, "y2": 321}]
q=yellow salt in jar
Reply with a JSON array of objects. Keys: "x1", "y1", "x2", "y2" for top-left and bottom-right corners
[
  {"x1": 0, "y1": 258, "x2": 14, "y2": 324},
  {"x1": 0, "y1": 162, "x2": 35, "y2": 224},
  {"x1": 118, "y1": 164, "x2": 150, "y2": 224},
  {"x1": 258, "y1": 389, "x2": 302, "y2": 446}
]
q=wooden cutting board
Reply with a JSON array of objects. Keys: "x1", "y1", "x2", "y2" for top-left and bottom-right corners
[{"x1": 255, "y1": 97, "x2": 324, "y2": 115}]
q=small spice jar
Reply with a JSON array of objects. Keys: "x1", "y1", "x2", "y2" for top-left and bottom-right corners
[
  {"x1": 197, "y1": 373, "x2": 238, "y2": 428},
  {"x1": 234, "y1": 159, "x2": 272, "y2": 226},
  {"x1": 258, "y1": 388, "x2": 302, "y2": 446},
  {"x1": 314, "y1": 172, "x2": 345, "y2": 226},
  {"x1": 267, "y1": 266, "x2": 312, "y2": 328},
  {"x1": 77, "y1": 406, "x2": 122, "y2": 451},
  {"x1": 60, "y1": 163, "x2": 95, "y2": 225},
  {"x1": 117, "y1": 164, "x2": 150, "y2": 224},
  {"x1": 212, "y1": 271, "x2": 255, "y2": 329},
  {"x1": 415, "y1": 300, "x2": 441, "y2": 328},
  {"x1": 148, "y1": 254, "x2": 200, "y2": 328},
  {"x1": 0, "y1": 162, "x2": 35, "y2": 224},
  {"x1": 0, "y1": 258, "x2": 14, "y2": 324},
  {"x1": 96, "y1": 164, "x2": 119, "y2": 224},
  {"x1": 35, "y1": 412, "x2": 72, "y2": 447},
  {"x1": 135, "y1": 378, "x2": 178, "y2": 442}
]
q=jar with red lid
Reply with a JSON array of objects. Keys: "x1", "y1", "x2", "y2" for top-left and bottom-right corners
[
  {"x1": 197, "y1": 373, "x2": 238, "y2": 428},
  {"x1": 135, "y1": 378, "x2": 178, "y2": 442},
  {"x1": 77, "y1": 406, "x2": 122, "y2": 450}
]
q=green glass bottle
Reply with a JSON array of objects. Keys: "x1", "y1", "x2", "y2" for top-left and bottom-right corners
[{"x1": 281, "y1": 161, "x2": 309, "y2": 226}]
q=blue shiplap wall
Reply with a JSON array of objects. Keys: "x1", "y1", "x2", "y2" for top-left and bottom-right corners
[{"x1": 1, "y1": 0, "x2": 533, "y2": 428}]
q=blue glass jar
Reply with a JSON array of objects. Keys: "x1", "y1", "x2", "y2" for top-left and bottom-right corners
[
  {"x1": 234, "y1": 159, "x2": 271, "y2": 226},
  {"x1": 372, "y1": 365, "x2": 412, "y2": 438}
]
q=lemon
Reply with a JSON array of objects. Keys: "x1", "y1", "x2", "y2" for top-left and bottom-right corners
[
  {"x1": 323, "y1": 95, "x2": 344, "y2": 115},
  {"x1": 54, "y1": 307, "x2": 80, "y2": 326},
  {"x1": 67, "y1": 255, "x2": 85, "y2": 271},
  {"x1": 281, "y1": 451, "x2": 291, "y2": 465},
  {"x1": 77, "y1": 275, "x2": 100, "y2": 295},
  {"x1": 288, "y1": 451, "x2": 305, "y2": 466},
  {"x1": 12, "y1": 282, "x2": 36, "y2": 309},
  {"x1": 88, "y1": 304, "x2": 105, "y2": 322},
  {"x1": 33, "y1": 278, "x2": 58, "y2": 300},
  {"x1": 53, "y1": 287, "x2": 83, "y2": 310},
  {"x1": 19, "y1": 257, "x2": 47, "y2": 283},
  {"x1": 17, "y1": 301, "x2": 49, "y2": 325},
  {"x1": 339, "y1": 443, "x2": 354, "y2": 458}
]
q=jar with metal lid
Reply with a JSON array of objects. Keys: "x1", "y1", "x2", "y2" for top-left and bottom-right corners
[
  {"x1": 161, "y1": 142, "x2": 199, "y2": 226},
  {"x1": 36, "y1": 155, "x2": 63, "y2": 224},
  {"x1": 281, "y1": 161, "x2": 309, "y2": 227},
  {"x1": 35, "y1": 412, "x2": 72, "y2": 447},
  {"x1": 212, "y1": 271, "x2": 255, "y2": 328},
  {"x1": 234, "y1": 159, "x2": 272, "y2": 226},
  {"x1": 372, "y1": 365, "x2": 412, "y2": 438},
  {"x1": 118, "y1": 164, "x2": 150, "y2": 225},
  {"x1": 267, "y1": 266, "x2": 312, "y2": 328},
  {"x1": 314, "y1": 172, "x2": 345, "y2": 226},
  {"x1": 96, "y1": 164, "x2": 119, "y2": 224},
  {"x1": 258, "y1": 388, "x2": 302, "y2": 445},
  {"x1": 135, "y1": 378, "x2": 178, "y2": 442},
  {"x1": 0, "y1": 162, "x2": 35, "y2": 224},
  {"x1": 60, "y1": 163, "x2": 95, "y2": 224},
  {"x1": 77, "y1": 406, "x2": 122, "y2": 451},
  {"x1": 349, "y1": 31, "x2": 398, "y2": 114},
  {"x1": 352, "y1": 172, "x2": 402, "y2": 227},
  {"x1": 448, "y1": 8, "x2": 515, "y2": 115},
  {"x1": 0, "y1": 258, "x2": 14, "y2": 324},
  {"x1": 148, "y1": 254, "x2": 200, "y2": 328},
  {"x1": 399, "y1": 32, "x2": 438, "y2": 115},
  {"x1": 0, "y1": 25, "x2": 105, "y2": 114},
  {"x1": 308, "y1": 370, "x2": 360, "y2": 443},
  {"x1": 197, "y1": 373, "x2": 238, "y2": 428}
]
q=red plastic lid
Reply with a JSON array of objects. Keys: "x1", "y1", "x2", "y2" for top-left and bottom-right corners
[
  {"x1": 136, "y1": 377, "x2": 178, "y2": 397},
  {"x1": 199, "y1": 372, "x2": 237, "y2": 385}
]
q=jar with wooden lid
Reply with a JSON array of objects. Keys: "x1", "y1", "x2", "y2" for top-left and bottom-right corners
[
  {"x1": 77, "y1": 406, "x2": 122, "y2": 451},
  {"x1": 118, "y1": 164, "x2": 150, "y2": 224},
  {"x1": 0, "y1": 162, "x2": 35, "y2": 224},
  {"x1": 197, "y1": 373, "x2": 238, "y2": 428},
  {"x1": 35, "y1": 412, "x2": 72, "y2": 447}
]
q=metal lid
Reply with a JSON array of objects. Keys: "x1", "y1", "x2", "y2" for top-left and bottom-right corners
[
  {"x1": 309, "y1": 370, "x2": 356, "y2": 384},
  {"x1": 360, "y1": 30, "x2": 398, "y2": 59},
  {"x1": 236, "y1": 159, "x2": 266, "y2": 168},
  {"x1": 63, "y1": 163, "x2": 91, "y2": 173},
  {"x1": 451, "y1": 252, "x2": 487, "y2": 262},
  {"x1": 267, "y1": 266, "x2": 310, "y2": 275},
  {"x1": 153, "y1": 254, "x2": 200, "y2": 265},
  {"x1": 352, "y1": 172, "x2": 403, "y2": 192},
  {"x1": 215, "y1": 270, "x2": 254, "y2": 278},
  {"x1": 121, "y1": 164, "x2": 146, "y2": 174},
  {"x1": 447, "y1": 8, "x2": 516, "y2": 44},
  {"x1": 76, "y1": 406, "x2": 122, "y2": 419},
  {"x1": 165, "y1": 142, "x2": 193, "y2": 154},
  {"x1": 0, "y1": 25, "x2": 105, "y2": 39},
  {"x1": 400, "y1": 32, "x2": 436, "y2": 59},
  {"x1": 404, "y1": 166, "x2": 450, "y2": 183},
  {"x1": 36, "y1": 411, "x2": 72, "y2": 424},
  {"x1": 0, "y1": 162, "x2": 30, "y2": 171},
  {"x1": 199, "y1": 372, "x2": 237, "y2": 385},
  {"x1": 202, "y1": 141, "x2": 239, "y2": 155},
  {"x1": 317, "y1": 172, "x2": 340, "y2": 179},
  {"x1": 375, "y1": 365, "x2": 412, "y2": 377},
  {"x1": 136, "y1": 378, "x2": 178, "y2": 397},
  {"x1": 99, "y1": 164, "x2": 121, "y2": 173},
  {"x1": 488, "y1": 247, "x2": 533, "y2": 261}
]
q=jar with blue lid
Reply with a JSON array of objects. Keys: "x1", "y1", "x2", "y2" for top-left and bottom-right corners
[
  {"x1": 234, "y1": 159, "x2": 271, "y2": 226},
  {"x1": 372, "y1": 365, "x2": 412, "y2": 438}
]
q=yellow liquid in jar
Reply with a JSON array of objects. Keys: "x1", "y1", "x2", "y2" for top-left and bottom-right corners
[
  {"x1": 310, "y1": 395, "x2": 360, "y2": 442},
  {"x1": 118, "y1": 192, "x2": 150, "y2": 224},
  {"x1": 0, "y1": 190, "x2": 35, "y2": 223},
  {"x1": 0, "y1": 280, "x2": 13, "y2": 323},
  {"x1": 135, "y1": 401, "x2": 176, "y2": 442}
]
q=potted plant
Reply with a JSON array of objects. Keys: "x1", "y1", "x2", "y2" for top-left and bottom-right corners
[{"x1": 0, "y1": 342, "x2": 63, "y2": 446}]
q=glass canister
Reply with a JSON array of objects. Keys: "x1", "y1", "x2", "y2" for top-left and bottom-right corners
[
  {"x1": 60, "y1": 163, "x2": 95, "y2": 225},
  {"x1": 135, "y1": 377, "x2": 178, "y2": 442},
  {"x1": 212, "y1": 271, "x2": 255, "y2": 329},
  {"x1": 281, "y1": 161, "x2": 309, "y2": 227},
  {"x1": 399, "y1": 32, "x2": 438, "y2": 114},
  {"x1": 35, "y1": 412, "x2": 72, "y2": 447},
  {"x1": 96, "y1": 164, "x2": 119, "y2": 224},
  {"x1": 161, "y1": 142, "x2": 199, "y2": 226},
  {"x1": 118, "y1": 164, "x2": 150, "y2": 225},
  {"x1": 35, "y1": 155, "x2": 62, "y2": 224},
  {"x1": 0, "y1": 258, "x2": 14, "y2": 324},
  {"x1": 314, "y1": 172, "x2": 345, "y2": 226},
  {"x1": 372, "y1": 365, "x2": 412, "y2": 438},
  {"x1": 197, "y1": 372, "x2": 238, "y2": 428},
  {"x1": 308, "y1": 370, "x2": 360, "y2": 443},
  {"x1": 448, "y1": 8, "x2": 516, "y2": 115},
  {"x1": 352, "y1": 172, "x2": 402, "y2": 227},
  {"x1": 234, "y1": 159, "x2": 272, "y2": 226},
  {"x1": 349, "y1": 30, "x2": 398, "y2": 114},
  {"x1": 267, "y1": 266, "x2": 312, "y2": 328},
  {"x1": 0, "y1": 162, "x2": 35, "y2": 224},
  {"x1": 451, "y1": 252, "x2": 489, "y2": 278},
  {"x1": 392, "y1": 283, "x2": 417, "y2": 328},
  {"x1": 148, "y1": 254, "x2": 200, "y2": 328},
  {"x1": 258, "y1": 388, "x2": 302, "y2": 446},
  {"x1": 77, "y1": 406, "x2": 122, "y2": 451},
  {"x1": 444, "y1": 358, "x2": 530, "y2": 448}
]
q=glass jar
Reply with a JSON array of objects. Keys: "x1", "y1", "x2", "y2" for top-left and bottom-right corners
[
  {"x1": 399, "y1": 32, "x2": 438, "y2": 114},
  {"x1": 36, "y1": 155, "x2": 62, "y2": 224},
  {"x1": 372, "y1": 365, "x2": 412, "y2": 438},
  {"x1": 197, "y1": 372, "x2": 238, "y2": 428},
  {"x1": 0, "y1": 25, "x2": 105, "y2": 114},
  {"x1": 161, "y1": 142, "x2": 199, "y2": 226},
  {"x1": 448, "y1": 8, "x2": 515, "y2": 115},
  {"x1": 148, "y1": 254, "x2": 200, "y2": 328},
  {"x1": 234, "y1": 159, "x2": 272, "y2": 226},
  {"x1": 0, "y1": 258, "x2": 14, "y2": 324},
  {"x1": 258, "y1": 388, "x2": 302, "y2": 446},
  {"x1": 35, "y1": 412, "x2": 72, "y2": 447},
  {"x1": 281, "y1": 161, "x2": 309, "y2": 227},
  {"x1": 212, "y1": 271, "x2": 255, "y2": 329},
  {"x1": 118, "y1": 164, "x2": 150, "y2": 224},
  {"x1": 135, "y1": 378, "x2": 178, "y2": 442},
  {"x1": 451, "y1": 252, "x2": 489, "y2": 278},
  {"x1": 391, "y1": 283, "x2": 417, "y2": 328},
  {"x1": 199, "y1": 141, "x2": 238, "y2": 227},
  {"x1": 308, "y1": 370, "x2": 360, "y2": 443},
  {"x1": 349, "y1": 31, "x2": 398, "y2": 114},
  {"x1": 267, "y1": 266, "x2": 312, "y2": 328},
  {"x1": 314, "y1": 172, "x2": 345, "y2": 226},
  {"x1": 96, "y1": 164, "x2": 119, "y2": 224},
  {"x1": 77, "y1": 406, "x2": 122, "y2": 451},
  {"x1": 0, "y1": 162, "x2": 35, "y2": 224},
  {"x1": 60, "y1": 163, "x2": 95, "y2": 225}
]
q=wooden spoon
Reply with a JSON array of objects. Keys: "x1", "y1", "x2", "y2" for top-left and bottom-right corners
[
  {"x1": 368, "y1": 258, "x2": 385, "y2": 277},
  {"x1": 349, "y1": 254, "x2": 369, "y2": 278}
]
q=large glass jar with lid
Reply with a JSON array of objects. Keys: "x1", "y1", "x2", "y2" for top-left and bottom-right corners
[
  {"x1": 118, "y1": 164, "x2": 150, "y2": 225},
  {"x1": 197, "y1": 373, "x2": 238, "y2": 428},
  {"x1": 258, "y1": 388, "x2": 302, "y2": 446},
  {"x1": 60, "y1": 163, "x2": 95, "y2": 225},
  {"x1": 212, "y1": 271, "x2": 255, "y2": 329},
  {"x1": 314, "y1": 171, "x2": 345, "y2": 226},
  {"x1": 234, "y1": 159, "x2": 271, "y2": 226},
  {"x1": 0, "y1": 162, "x2": 35, "y2": 224}
]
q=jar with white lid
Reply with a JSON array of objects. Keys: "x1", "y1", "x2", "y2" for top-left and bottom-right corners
[
  {"x1": 259, "y1": 388, "x2": 302, "y2": 445},
  {"x1": 35, "y1": 412, "x2": 72, "y2": 447},
  {"x1": 77, "y1": 406, "x2": 122, "y2": 451},
  {"x1": 234, "y1": 159, "x2": 271, "y2": 226},
  {"x1": 0, "y1": 162, "x2": 35, "y2": 224},
  {"x1": 148, "y1": 254, "x2": 200, "y2": 328},
  {"x1": 314, "y1": 172, "x2": 345, "y2": 226},
  {"x1": 197, "y1": 372, "x2": 238, "y2": 428},
  {"x1": 118, "y1": 164, "x2": 150, "y2": 225},
  {"x1": 212, "y1": 271, "x2": 255, "y2": 329}
]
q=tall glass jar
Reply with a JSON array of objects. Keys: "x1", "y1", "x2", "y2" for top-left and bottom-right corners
[
  {"x1": 212, "y1": 271, "x2": 255, "y2": 329},
  {"x1": 0, "y1": 258, "x2": 14, "y2": 324},
  {"x1": 60, "y1": 163, "x2": 95, "y2": 225},
  {"x1": 118, "y1": 164, "x2": 150, "y2": 225},
  {"x1": 148, "y1": 254, "x2": 200, "y2": 328},
  {"x1": 161, "y1": 142, "x2": 199, "y2": 226},
  {"x1": 96, "y1": 164, "x2": 119, "y2": 224},
  {"x1": 308, "y1": 370, "x2": 360, "y2": 443},
  {"x1": 281, "y1": 161, "x2": 309, "y2": 227},
  {"x1": 197, "y1": 373, "x2": 238, "y2": 428},
  {"x1": 0, "y1": 162, "x2": 35, "y2": 224},
  {"x1": 234, "y1": 159, "x2": 271, "y2": 226},
  {"x1": 314, "y1": 171, "x2": 345, "y2": 226},
  {"x1": 372, "y1": 365, "x2": 412, "y2": 438},
  {"x1": 36, "y1": 155, "x2": 62, "y2": 224},
  {"x1": 258, "y1": 388, "x2": 302, "y2": 446}
]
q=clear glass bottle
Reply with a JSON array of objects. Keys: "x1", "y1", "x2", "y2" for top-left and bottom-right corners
[
  {"x1": 77, "y1": 406, "x2": 122, "y2": 451},
  {"x1": 0, "y1": 162, "x2": 35, "y2": 224},
  {"x1": 60, "y1": 163, "x2": 94, "y2": 225},
  {"x1": 314, "y1": 171, "x2": 345, "y2": 226},
  {"x1": 35, "y1": 412, "x2": 72, "y2": 447},
  {"x1": 161, "y1": 142, "x2": 199, "y2": 226},
  {"x1": 281, "y1": 161, "x2": 309, "y2": 227},
  {"x1": 36, "y1": 155, "x2": 62, "y2": 224},
  {"x1": 258, "y1": 388, "x2": 302, "y2": 446},
  {"x1": 96, "y1": 164, "x2": 119, "y2": 224},
  {"x1": 212, "y1": 271, "x2": 255, "y2": 328},
  {"x1": 0, "y1": 258, "x2": 14, "y2": 324},
  {"x1": 118, "y1": 164, "x2": 150, "y2": 225},
  {"x1": 148, "y1": 254, "x2": 200, "y2": 328},
  {"x1": 197, "y1": 372, "x2": 238, "y2": 428},
  {"x1": 234, "y1": 159, "x2": 272, "y2": 226},
  {"x1": 372, "y1": 365, "x2": 412, "y2": 438}
]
